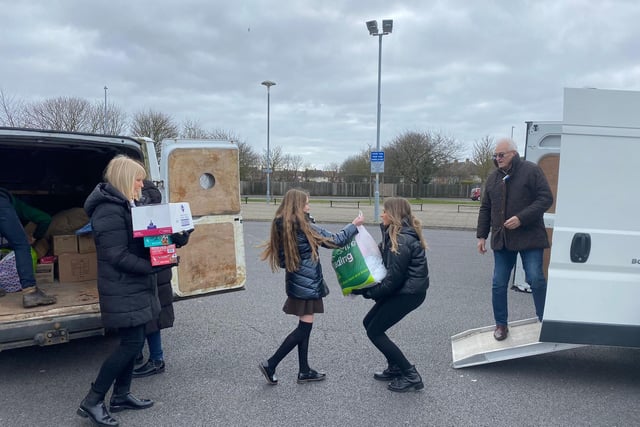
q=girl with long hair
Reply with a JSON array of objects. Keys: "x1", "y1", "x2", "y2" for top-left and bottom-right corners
[
  {"x1": 352, "y1": 197, "x2": 429, "y2": 392},
  {"x1": 259, "y1": 188, "x2": 364, "y2": 385}
]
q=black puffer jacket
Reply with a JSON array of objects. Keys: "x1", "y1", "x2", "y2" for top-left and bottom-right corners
[
  {"x1": 365, "y1": 221, "x2": 429, "y2": 300},
  {"x1": 476, "y1": 154, "x2": 553, "y2": 251},
  {"x1": 278, "y1": 218, "x2": 357, "y2": 300},
  {"x1": 84, "y1": 183, "x2": 160, "y2": 329}
]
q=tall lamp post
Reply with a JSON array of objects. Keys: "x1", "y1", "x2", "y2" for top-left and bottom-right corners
[
  {"x1": 261, "y1": 80, "x2": 276, "y2": 204},
  {"x1": 103, "y1": 85, "x2": 108, "y2": 134},
  {"x1": 366, "y1": 19, "x2": 393, "y2": 220}
]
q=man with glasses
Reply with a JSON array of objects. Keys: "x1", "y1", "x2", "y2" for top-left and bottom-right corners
[{"x1": 476, "y1": 138, "x2": 553, "y2": 341}]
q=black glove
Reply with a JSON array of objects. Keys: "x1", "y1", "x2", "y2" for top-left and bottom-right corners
[
  {"x1": 351, "y1": 288, "x2": 373, "y2": 299},
  {"x1": 170, "y1": 229, "x2": 193, "y2": 248}
]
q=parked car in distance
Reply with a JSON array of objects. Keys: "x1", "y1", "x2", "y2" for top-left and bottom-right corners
[{"x1": 470, "y1": 187, "x2": 481, "y2": 201}]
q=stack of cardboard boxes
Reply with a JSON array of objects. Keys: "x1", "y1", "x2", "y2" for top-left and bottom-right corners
[
  {"x1": 131, "y1": 202, "x2": 194, "y2": 266},
  {"x1": 53, "y1": 233, "x2": 97, "y2": 282}
]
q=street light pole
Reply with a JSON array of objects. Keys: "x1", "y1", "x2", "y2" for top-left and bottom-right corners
[
  {"x1": 103, "y1": 86, "x2": 108, "y2": 134},
  {"x1": 511, "y1": 125, "x2": 515, "y2": 140},
  {"x1": 261, "y1": 80, "x2": 276, "y2": 204},
  {"x1": 366, "y1": 19, "x2": 393, "y2": 221}
]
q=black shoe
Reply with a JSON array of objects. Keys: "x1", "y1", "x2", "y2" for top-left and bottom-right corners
[
  {"x1": 0, "y1": 288, "x2": 6, "y2": 297},
  {"x1": 388, "y1": 365, "x2": 424, "y2": 392},
  {"x1": 132, "y1": 359, "x2": 165, "y2": 378},
  {"x1": 297, "y1": 369, "x2": 326, "y2": 384},
  {"x1": 77, "y1": 388, "x2": 119, "y2": 427},
  {"x1": 373, "y1": 364, "x2": 402, "y2": 381},
  {"x1": 258, "y1": 361, "x2": 278, "y2": 385},
  {"x1": 134, "y1": 352, "x2": 144, "y2": 365},
  {"x1": 109, "y1": 392, "x2": 154, "y2": 412}
]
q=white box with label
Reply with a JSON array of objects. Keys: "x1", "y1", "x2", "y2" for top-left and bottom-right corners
[{"x1": 131, "y1": 202, "x2": 194, "y2": 238}]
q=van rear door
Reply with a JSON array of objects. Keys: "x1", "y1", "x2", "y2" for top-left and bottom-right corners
[
  {"x1": 158, "y1": 139, "x2": 246, "y2": 297},
  {"x1": 540, "y1": 88, "x2": 640, "y2": 347}
]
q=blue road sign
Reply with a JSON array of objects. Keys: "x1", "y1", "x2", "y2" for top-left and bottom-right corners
[{"x1": 370, "y1": 151, "x2": 384, "y2": 173}]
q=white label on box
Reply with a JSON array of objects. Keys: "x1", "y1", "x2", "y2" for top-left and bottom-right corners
[{"x1": 132, "y1": 203, "x2": 194, "y2": 238}]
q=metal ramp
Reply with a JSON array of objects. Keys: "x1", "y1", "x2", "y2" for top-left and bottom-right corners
[{"x1": 451, "y1": 318, "x2": 585, "y2": 368}]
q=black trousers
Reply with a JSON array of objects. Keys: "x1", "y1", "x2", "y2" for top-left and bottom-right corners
[
  {"x1": 93, "y1": 324, "x2": 146, "y2": 396},
  {"x1": 363, "y1": 293, "x2": 426, "y2": 371}
]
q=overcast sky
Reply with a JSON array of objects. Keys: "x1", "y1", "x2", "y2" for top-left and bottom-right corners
[{"x1": 1, "y1": 0, "x2": 639, "y2": 168}]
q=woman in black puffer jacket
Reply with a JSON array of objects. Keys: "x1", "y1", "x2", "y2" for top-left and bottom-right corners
[
  {"x1": 78, "y1": 155, "x2": 158, "y2": 427},
  {"x1": 258, "y1": 188, "x2": 364, "y2": 385},
  {"x1": 352, "y1": 197, "x2": 429, "y2": 392}
]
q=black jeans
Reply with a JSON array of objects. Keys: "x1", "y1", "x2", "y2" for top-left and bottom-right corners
[
  {"x1": 93, "y1": 324, "x2": 146, "y2": 396},
  {"x1": 363, "y1": 293, "x2": 426, "y2": 371}
]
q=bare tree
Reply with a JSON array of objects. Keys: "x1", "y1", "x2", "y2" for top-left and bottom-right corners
[
  {"x1": 280, "y1": 154, "x2": 304, "y2": 182},
  {"x1": 23, "y1": 96, "x2": 94, "y2": 132},
  {"x1": 237, "y1": 141, "x2": 260, "y2": 181},
  {"x1": 261, "y1": 145, "x2": 284, "y2": 180},
  {"x1": 340, "y1": 149, "x2": 370, "y2": 183},
  {"x1": 324, "y1": 162, "x2": 340, "y2": 183},
  {"x1": 181, "y1": 119, "x2": 210, "y2": 139},
  {"x1": 472, "y1": 135, "x2": 496, "y2": 185},
  {"x1": 385, "y1": 130, "x2": 461, "y2": 185},
  {"x1": 0, "y1": 89, "x2": 26, "y2": 127},
  {"x1": 131, "y1": 110, "x2": 179, "y2": 158},
  {"x1": 87, "y1": 102, "x2": 128, "y2": 135}
]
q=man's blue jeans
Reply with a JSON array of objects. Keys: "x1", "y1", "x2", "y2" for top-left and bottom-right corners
[
  {"x1": 0, "y1": 194, "x2": 36, "y2": 289},
  {"x1": 492, "y1": 248, "x2": 547, "y2": 325}
]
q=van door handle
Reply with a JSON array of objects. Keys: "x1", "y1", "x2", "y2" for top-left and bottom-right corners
[{"x1": 570, "y1": 233, "x2": 591, "y2": 263}]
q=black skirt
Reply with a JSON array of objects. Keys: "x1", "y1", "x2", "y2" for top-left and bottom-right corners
[{"x1": 282, "y1": 296, "x2": 324, "y2": 316}]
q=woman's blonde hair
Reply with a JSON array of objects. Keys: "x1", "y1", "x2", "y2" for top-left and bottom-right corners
[
  {"x1": 261, "y1": 188, "x2": 338, "y2": 272},
  {"x1": 104, "y1": 155, "x2": 146, "y2": 201},
  {"x1": 383, "y1": 197, "x2": 427, "y2": 253}
]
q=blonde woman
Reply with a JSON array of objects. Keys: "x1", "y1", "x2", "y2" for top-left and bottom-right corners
[
  {"x1": 79, "y1": 155, "x2": 158, "y2": 426},
  {"x1": 351, "y1": 197, "x2": 429, "y2": 392},
  {"x1": 259, "y1": 188, "x2": 364, "y2": 385}
]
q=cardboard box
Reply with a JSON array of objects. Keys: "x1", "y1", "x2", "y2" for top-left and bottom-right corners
[
  {"x1": 131, "y1": 202, "x2": 194, "y2": 238},
  {"x1": 35, "y1": 263, "x2": 54, "y2": 284},
  {"x1": 149, "y1": 244, "x2": 178, "y2": 266},
  {"x1": 77, "y1": 234, "x2": 96, "y2": 253},
  {"x1": 53, "y1": 234, "x2": 78, "y2": 255},
  {"x1": 143, "y1": 234, "x2": 173, "y2": 247},
  {"x1": 57, "y1": 252, "x2": 97, "y2": 283}
]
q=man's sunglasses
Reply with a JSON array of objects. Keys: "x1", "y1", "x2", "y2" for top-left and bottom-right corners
[{"x1": 492, "y1": 151, "x2": 512, "y2": 160}]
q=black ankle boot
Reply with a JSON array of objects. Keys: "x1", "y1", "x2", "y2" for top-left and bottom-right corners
[
  {"x1": 77, "y1": 385, "x2": 119, "y2": 426},
  {"x1": 373, "y1": 364, "x2": 402, "y2": 381},
  {"x1": 109, "y1": 386, "x2": 154, "y2": 413},
  {"x1": 387, "y1": 365, "x2": 424, "y2": 392}
]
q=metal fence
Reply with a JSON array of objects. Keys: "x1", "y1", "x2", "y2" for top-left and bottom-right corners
[{"x1": 241, "y1": 181, "x2": 475, "y2": 199}]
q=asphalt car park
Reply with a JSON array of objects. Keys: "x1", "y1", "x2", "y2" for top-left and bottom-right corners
[{"x1": 0, "y1": 222, "x2": 638, "y2": 427}]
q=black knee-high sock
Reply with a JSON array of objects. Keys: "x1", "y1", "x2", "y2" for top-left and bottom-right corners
[
  {"x1": 296, "y1": 321, "x2": 313, "y2": 373},
  {"x1": 268, "y1": 320, "x2": 312, "y2": 369}
]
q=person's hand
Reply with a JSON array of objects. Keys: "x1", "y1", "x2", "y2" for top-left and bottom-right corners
[
  {"x1": 352, "y1": 212, "x2": 364, "y2": 226},
  {"x1": 351, "y1": 287, "x2": 372, "y2": 299},
  {"x1": 477, "y1": 238, "x2": 487, "y2": 254},
  {"x1": 504, "y1": 216, "x2": 521, "y2": 230},
  {"x1": 170, "y1": 230, "x2": 192, "y2": 248}
]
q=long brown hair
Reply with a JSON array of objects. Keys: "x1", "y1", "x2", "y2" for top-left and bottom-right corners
[
  {"x1": 383, "y1": 197, "x2": 427, "y2": 254},
  {"x1": 261, "y1": 189, "x2": 338, "y2": 272}
]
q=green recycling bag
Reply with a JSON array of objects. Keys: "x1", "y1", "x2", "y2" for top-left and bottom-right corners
[
  {"x1": 331, "y1": 226, "x2": 386, "y2": 295},
  {"x1": 331, "y1": 240, "x2": 375, "y2": 295}
]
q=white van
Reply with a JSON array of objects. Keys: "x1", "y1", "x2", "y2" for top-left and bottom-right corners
[
  {"x1": 0, "y1": 128, "x2": 246, "y2": 351},
  {"x1": 451, "y1": 88, "x2": 640, "y2": 367}
]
